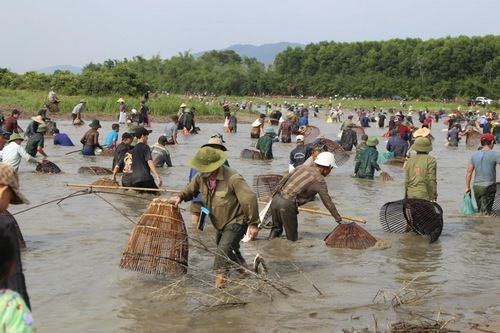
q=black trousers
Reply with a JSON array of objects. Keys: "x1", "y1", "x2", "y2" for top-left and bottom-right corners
[
  {"x1": 213, "y1": 223, "x2": 247, "y2": 273},
  {"x1": 269, "y1": 193, "x2": 299, "y2": 241}
]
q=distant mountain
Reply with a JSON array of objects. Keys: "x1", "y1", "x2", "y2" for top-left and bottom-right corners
[
  {"x1": 195, "y1": 42, "x2": 304, "y2": 65},
  {"x1": 36, "y1": 65, "x2": 82, "y2": 74}
]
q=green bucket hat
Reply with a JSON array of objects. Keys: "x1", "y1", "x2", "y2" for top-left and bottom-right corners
[
  {"x1": 366, "y1": 136, "x2": 379, "y2": 147},
  {"x1": 9, "y1": 133, "x2": 24, "y2": 142},
  {"x1": 188, "y1": 147, "x2": 227, "y2": 173},
  {"x1": 412, "y1": 137, "x2": 432, "y2": 152}
]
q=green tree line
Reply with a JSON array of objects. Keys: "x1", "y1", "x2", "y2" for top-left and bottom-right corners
[{"x1": 1, "y1": 35, "x2": 499, "y2": 99}]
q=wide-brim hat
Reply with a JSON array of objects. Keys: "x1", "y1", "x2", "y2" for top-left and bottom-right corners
[
  {"x1": 366, "y1": 137, "x2": 379, "y2": 146},
  {"x1": 31, "y1": 115, "x2": 45, "y2": 124},
  {"x1": 201, "y1": 137, "x2": 227, "y2": 151},
  {"x1": 188, "y1": 147, "x2": 227, "y2": 173},
  {"x1": 36, "y1": 125, "x2": 48, "y2": 133},
  {"x1": 0, "y1": 164, "x2": 29, "y2": 204},
  {"x1": 9, "y1": 133, "x2": 24, "y2": 142},
  {"x1": 80, "y1": 99, "x2": 86, "y2": 103},
  {"x1": 117, "y1": 98, "x2": 125, "y2": 103},
  {"x1": 296, "y1": 135, "x2": 305, "y2": 142},
  {"x1": 412, "y1": 127, "x2": 430, "y2": 138},
  {"x1": 89, "y1": 119, "x2": 102, "y2": 129},
  {"x1": 180, "y1": 103, "x2": 187, "y2": 108},
  {"x1": 411, "y1": 137, "x2": 432, "y2": 152}
]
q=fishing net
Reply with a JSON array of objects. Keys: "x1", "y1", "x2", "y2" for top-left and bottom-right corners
[
  {"x1": 488, "y1": 182, "x2": 500, "y2": 217},
  {"x1": 77, "y1": 166, "x2": 113, "y2": 175},
  {"x1": 378, "y1": 151, "x2": 395, "y2": 165},
  {"x1": 379, "y1": 200, "x2": 409, "y2": 233},
  {"x1": 91, "y1": 178, "x2": 119, "y2": 186},
  {"x1": 384, "y1": 156, "x2": 406, "y2": 166},
  {"x1": 253, "y1": 174, "x2": 283, "y2": 229},
  {"x1": 315, "y1": 138, "x2": 350, "y2": 166},
  {"x1": 253, "y1": 174, "x2": 283, "y2": 199},
  {"x1": 298, "y1": 125, "x2": 320, "y2": 144},
  {"x1": 240, "y1": 148, "x2": 263, "y2": 160},
  {"x1": 35, "y1": 160, "x2": 61, "y2": 173},
  {"x1": 403, "y1": 199, "x2": 443, "y2": 243},
  {"x1": 380, "y1": 199, "x2": 443, "y2": 242},
  {"x1": 466, "y1": 130, "x2": 481, "y2": 149},
  {"x1": 324, "y1": 222, "x2": 377, "y2": 249},
  {"x1": 120, "y1": 199, "x2": 188, "y2": 276}
]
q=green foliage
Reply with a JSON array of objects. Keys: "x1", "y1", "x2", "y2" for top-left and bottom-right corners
[{"x1": 0, "y1": 35, "x2": 499, "y2": 99}]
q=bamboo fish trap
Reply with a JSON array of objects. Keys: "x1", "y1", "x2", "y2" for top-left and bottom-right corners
[{"x1": 120, "y1": 199, "x2": 188, "y2": 276}]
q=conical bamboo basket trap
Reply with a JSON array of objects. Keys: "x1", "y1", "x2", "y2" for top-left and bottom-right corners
[{"x1": 120, "y1": 199, "x2": 188, "y2": 276}]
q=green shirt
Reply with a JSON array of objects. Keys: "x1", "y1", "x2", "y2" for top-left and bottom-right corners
[
  {"x1": 354, "y1": 146, "x2": 380, "y2": 179},
  {"x1": 256, "y1": 134, "x2": 274, "y2": 159},
  {"x1": 405, "y1": 153, "x2": 437, "y2": 200},
  {"x1": 179, "y1": 165, "x2": 259, "y2": 230}
]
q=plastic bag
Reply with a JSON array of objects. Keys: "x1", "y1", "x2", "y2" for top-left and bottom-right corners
[
  {"x1": 463, "y1": 192, "x2": 476, "y2": 215},
  {"x1": 326, "y1": 116, "x2": 333, "y2": 124},
  {"x1": 377, "y1": 151, "x2": 395, "y2": 165}
]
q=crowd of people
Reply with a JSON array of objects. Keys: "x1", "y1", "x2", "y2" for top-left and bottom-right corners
[{"x1": 0, "y1": 95, "x2": 499, "y2": 330}]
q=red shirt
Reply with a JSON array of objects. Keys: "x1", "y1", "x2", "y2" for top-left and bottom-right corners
[{"x1": 3, "y1": 116, "x2": 19, "y2": 133}]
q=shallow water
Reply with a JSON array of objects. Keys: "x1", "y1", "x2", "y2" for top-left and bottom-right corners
[{"x1": 10, "y1": 114, "x2": 500, "y2": 332}]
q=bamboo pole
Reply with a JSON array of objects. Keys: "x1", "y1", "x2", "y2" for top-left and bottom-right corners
[
  {"x1": 66, "y1": 183, "x2": 366, "y2": 223},
  {"x1": 66, "y1": 183, "x2": 178, "y2": 193},
  {"x1": 257, "y1": 200, "x2": 366, "y2": 223}
]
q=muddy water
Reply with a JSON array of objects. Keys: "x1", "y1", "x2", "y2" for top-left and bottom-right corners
[{"x1": 10, "y1": 115, "x2": 500, "y2": 332}]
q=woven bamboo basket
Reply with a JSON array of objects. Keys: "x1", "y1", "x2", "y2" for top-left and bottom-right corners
[
  {"x1": 91, "y1": 178, "x2": 119, "y2": 186},
  {"x1": 35, "y1": 160, "x2": 61, "y2": 173},
  {"x1": 253, "y1": 174, "x2": 283, "y2": 198},
  {"x1": 240, "y1": 148, "x2": 264, "y2": 160},
  {"x1": 120, "y1": 199, "x2": 188, "y2": 276},
  {"x1": 78, "y1": 166, "x2": 113, "y2": 175}
]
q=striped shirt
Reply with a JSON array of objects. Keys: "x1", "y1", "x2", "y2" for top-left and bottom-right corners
[{"x1": 279, "y1": 165, "x2": 341, "y2": 220}]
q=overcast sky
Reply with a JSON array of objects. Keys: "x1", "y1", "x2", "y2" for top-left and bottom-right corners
[{"x1": 1, "y1": 0, "x2": 499, "y2": 73}]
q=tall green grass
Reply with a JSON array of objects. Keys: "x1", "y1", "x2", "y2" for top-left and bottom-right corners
[{"x1": 0, "y1": 88, "x2": 496, "y2": 117}]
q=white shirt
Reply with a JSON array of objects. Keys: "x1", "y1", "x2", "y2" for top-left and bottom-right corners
[{"x1": 2, "y1": 142, "x2": 38, "y2": 170}]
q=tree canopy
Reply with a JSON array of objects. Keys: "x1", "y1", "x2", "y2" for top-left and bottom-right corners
[{"x1": 1, "y1": 35, "x2": 498, "y2": 99}]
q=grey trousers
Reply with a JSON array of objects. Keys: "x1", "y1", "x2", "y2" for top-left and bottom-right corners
[
  {"x1": 213, "y1": 223, "x2": 247, "y2": 273},
  {"x1": 269, "y1": 193, "x2": 299, "y2": 241}
]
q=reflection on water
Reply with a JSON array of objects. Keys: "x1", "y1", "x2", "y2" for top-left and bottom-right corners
[{"x1": 7, "y1": 116, "x2": 500, "y2": 331}]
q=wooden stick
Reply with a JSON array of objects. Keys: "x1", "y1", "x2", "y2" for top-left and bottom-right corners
[
  {"x1": 65, "y1": 149, "x2": 82, "y2": 155},
  {"x1": 66, "y1": 183, "x2": 178, "y2": 193},
  {"x1": 257, "y1": 200, "x2": 366, "y2": 223},
  {"x1": 66, "y1": 183, "x2": 366, "y2": 223}
]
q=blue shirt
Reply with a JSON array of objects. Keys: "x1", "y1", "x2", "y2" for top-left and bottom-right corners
[
  {"x1": 471, "y1": 149, "x2": 500, "y2": 186},
  {"x1": 53, "y1": 133, "x2": 74, "y2": 146},
  {"x1": 298, "y1": 116, "x2": 309, "y2": 126},
  {"x1": 104, "y1": 131, "x2": 119, "y2": 147}
]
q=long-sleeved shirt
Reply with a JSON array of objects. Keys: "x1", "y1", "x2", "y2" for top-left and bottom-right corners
[
  {"x1": 179, "y1": 165, "x2": 259, "y2": 230},
  {"x1": 405, "y1": 153, "x2": 437, "y2": 201},
  {"x1": 256, "y1": 134, "x2": 274, "y2": 159},
  {"x1": 386, "y1": 135, "x2": 409, "y2": 157},
  {"x1": 1, "y1": 142, "x2": 39, "y2": 170},
  {"x1": 278, "y1": 165, "x2": 341, "y2": 221},
  {"x1": 354, "y1": 146, "x2": 380, "y2": 179}
]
